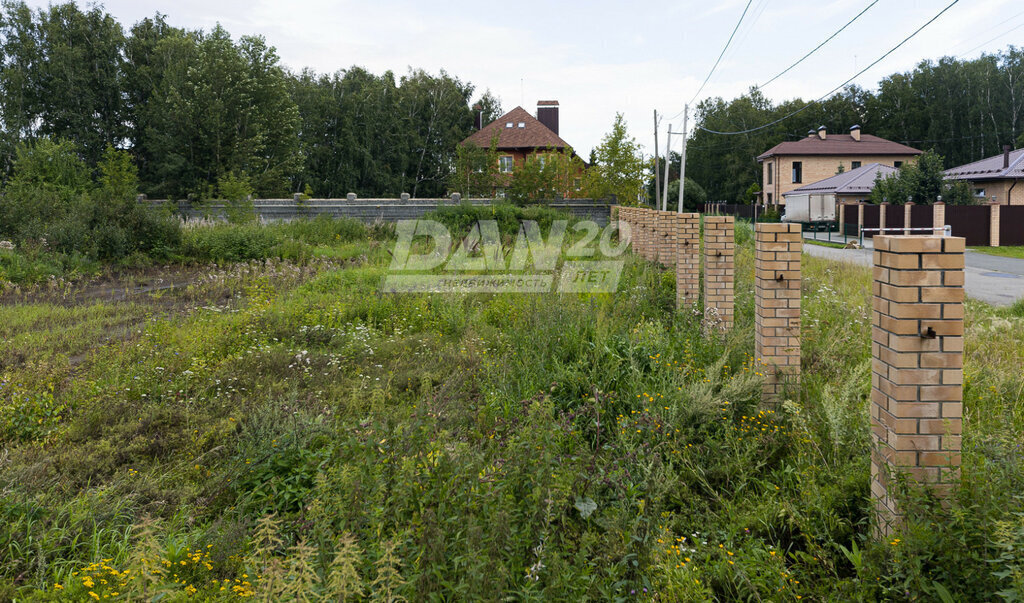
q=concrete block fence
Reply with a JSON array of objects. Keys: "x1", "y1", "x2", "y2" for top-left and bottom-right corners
[
  {"x1": 615, "y1": 208, "x2": 967, "y2": 538},
  {"x1": 153, "y1": 195, "x2": 612, "y2": 226}
]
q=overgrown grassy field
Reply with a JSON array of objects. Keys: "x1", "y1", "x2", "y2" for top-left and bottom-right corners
[{"x1": 2, "y1": 213, "x2": 1023, "y2": 601}]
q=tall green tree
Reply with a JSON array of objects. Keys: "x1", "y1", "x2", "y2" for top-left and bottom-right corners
[
  {"x1": 0, "y1": 1, "x2": 126, "y2": 167},
  {"x1": 138, "y1": 25, "x2": 300, "y2": 198},
  {"x1": 584, "y1": 113, "x2": 645, "y2": 205},
  {"x1": 870, "y1": 150, "x2": 973, "y2": 205}
]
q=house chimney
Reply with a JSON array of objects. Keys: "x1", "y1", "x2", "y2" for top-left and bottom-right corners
[
  {"x1": 807, "y1": 130, "x2": 816, "y2": 138},
  {"x1": 472, "y1": 102, "x2": 483, "y2": 131},
  {"x1": 537, "y1": 100, "x2": 559, "y2": 135},
  {"x1": 1004, "y1": 144, "x2": 1012, "y2": 169},
  {"x1": 849, "y1": 124, "x2": 861, "y2": 142},
  {"x1": 817, "y1": 125, "x2": 827, "y2": 140}
]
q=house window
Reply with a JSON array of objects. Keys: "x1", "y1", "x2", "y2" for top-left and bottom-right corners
[
  {"x1": 767, "y1": 193, "x2": 773, "y2": 205},
  {"x1": 505, "y1": 122, "x2": 513, "y2": 128},
  {"x1": 894, "y1": 161, "x2": 903, "y2": 168},
  {"x1": 851, "y1": 161, "x2": 861, "y2": 169},
  {"x1": 538, "y1": 155, "x2": 546, "y2": 168},
  {"x1": 974, "y1": 188, "x2": 986, "y2": 198},
  {"x1": 518, "y1": 122, "x2": 525, "y2": 128},
  {"x1": 767, "y1": 162, "x2": 773, "y2": 184},
  {"x1": 792, "y1": 161, "x2": 802, "y2": 184},
  {"x1": 496, "y1": 188, "x2": 506, "y2": 199},
  {"x1": 573, "y1": 178, "x2": 582, "y2": 191},
  {"x1": 499, "y1": 156, "x2": 514, "y2": 173}
]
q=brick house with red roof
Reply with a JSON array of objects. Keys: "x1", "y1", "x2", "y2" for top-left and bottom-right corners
[
  {"x1": 758, "y1": 125, "x2": 922, "y2": 207},
  {"x1": 461, "y1": 100, "x2": 584, "y2": 197}
]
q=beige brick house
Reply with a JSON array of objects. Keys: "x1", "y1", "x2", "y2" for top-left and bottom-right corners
[
  {"x1": 943, "y1": 146, "x2": 1024, "y2": 205},
  {"x1": 757, "y1": 126, "x2": 922, "y2": 207}
]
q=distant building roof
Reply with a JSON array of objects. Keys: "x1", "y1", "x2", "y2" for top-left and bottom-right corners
[
  {"x1": 783, "y1": 163, "x2": 899, "y2": 196},
  {"x1": 461, "y1": 106, "x2": 571, "y2": 150},
  {"x1": 944, "y1": 148, "x2": 1024, "y2": 181},
  {"x1": 758, "y1": 134, "x2": 922, "y2": 160}
]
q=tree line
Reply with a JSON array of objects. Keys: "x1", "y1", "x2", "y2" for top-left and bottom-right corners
[
  {"x1": 0, "y1": 2, "x2": 501, "y2": 200},
  {"x1": 687, "y1": 47, "x2": 1024, "y2": 203}
]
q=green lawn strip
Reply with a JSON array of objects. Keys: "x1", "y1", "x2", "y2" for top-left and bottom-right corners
[{"x1": 968, "y1": 246, "x2": 1024, "y2": 259}]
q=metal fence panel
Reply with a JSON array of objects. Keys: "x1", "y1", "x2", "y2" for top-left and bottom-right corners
[
  {"x1": 1001, "y1": 206, "x2": 1024, "y2": 246},
  {"x1": 945, "y1": 205, "x2": 990, "y2": 246}
]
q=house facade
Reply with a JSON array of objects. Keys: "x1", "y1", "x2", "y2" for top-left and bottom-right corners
[
  {"x1": 757, "y1": 125, "x2": 922, "y2": 207},
  {"x1": 782, "y1": 162, "x2": 898, "y2": 205},
  {"x1": 460, "y1": 100, "x2": 583, "y2": 197},
  {"x1": 943, "y1": 146, "x2": 1024, "y2": 205}
]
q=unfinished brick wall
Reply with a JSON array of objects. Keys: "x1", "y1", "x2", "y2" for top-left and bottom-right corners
[
  {"x1": 675, "y1": 213, "x2": 700, "y2": 309},
  {"x1": 703, "y1": 216, "x2": 735, "y2": 330},
  {"x1": 755, "y1": 223, "x2": 801, "y2": 401},
  {"x1": 641, "y1": 208, "x2": 653, "y2": 261},
  {"x1": 870, "y1": 235, "x2": 964, "y2": 536},
  {"x1": 653, "y1": 211, "x2": 667, "y2": 265},
  {"x1": 619, "y1": 207, "x2": 634, "y2": 254}
]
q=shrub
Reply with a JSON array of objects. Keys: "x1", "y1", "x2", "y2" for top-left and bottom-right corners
[
  {"x1": 180, "y1": 224, "x2": 283, "y2": 262},
  {"x1": 277, "y1": 214, "x2": 368, "y2": 245}
]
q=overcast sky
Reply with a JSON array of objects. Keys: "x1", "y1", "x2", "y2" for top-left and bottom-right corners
[{"x1": 29, "y1": 0, "x2": 1024, "y2": 156}]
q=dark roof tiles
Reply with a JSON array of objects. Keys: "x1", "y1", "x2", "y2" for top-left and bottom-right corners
[
  {"x1": 758, "y1": 134, "x2": 922, "y2": 160},
  {"x1": 944, "y1": 148, "x2": 1024, "y2": 180}
]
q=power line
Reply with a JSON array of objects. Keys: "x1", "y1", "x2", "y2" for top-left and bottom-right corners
[
  {"x1": 696, "y1": 0, "x2": 961, "y2": 136},
  {"x1": 759, "y1": 0, "x2": 879, "y2": 89},
  {"x1": 956, "y1": 20, "x2": 1024, "y2": 59},
  {"x1": 678, "y1": 0, "x2": 755, "y2": 116}
]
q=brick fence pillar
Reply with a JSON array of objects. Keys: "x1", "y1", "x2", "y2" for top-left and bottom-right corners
[
  {"x1": 990, "y1": 201, "x2": 1001, "y2": 247},
  {"x1": 880, "y1": 202, "x2": 889, "y2": 236},
  {"x1": 704, "y1": 216, "x2": 735, "y2": 330},
  {"x1": 858, "y1": 202, "x2": 865, "y2": 238},
  {"x1": 904, "y1": 202, "x2": 913, "y2": 235},
  {"x1": 755, "y1": 223, "x2": 801, "y2": 402},
  {"x1": 933, "y1": 202, "x2": 945, "y2": 235},
  {"x1": 838, "y1": 203, "x2": 846, "y2": 237},
  {"x1": 870, "y1": 235, "x2": 964, "y2": 536},
  {"x1": 654, "y1": 211, "x2": 666, "y2": 265},
  {"x1": 676, "y1": 213, "x2": 701, "y2": 309},
  {"x1": 661, "y1": 212, "x2": 676, "y2": 267}
]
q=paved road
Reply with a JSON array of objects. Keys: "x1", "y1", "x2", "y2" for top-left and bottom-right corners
[{"x1": 801, "y1": 233, "x2": 1024, "y2": 306}]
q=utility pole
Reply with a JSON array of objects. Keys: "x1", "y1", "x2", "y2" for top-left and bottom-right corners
[
  {"x1": 678, "y1": 104, "x2": 688, "y2": 213},
  {"x1": 662, "y1": 128, "x2": 672, "y2": 211},
  {"x1": 653, "y1": 110, "x2": 660, "y2": 208}
]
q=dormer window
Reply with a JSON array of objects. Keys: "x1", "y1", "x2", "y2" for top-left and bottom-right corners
[
  {"x1": 518, "y1": 122, "x2": 525, "y2": 128},
  {"x1": 505, "y1": 122, "x2": 513, "y2": 128}
]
